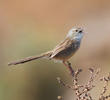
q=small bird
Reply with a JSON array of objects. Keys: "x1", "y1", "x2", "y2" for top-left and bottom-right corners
[{"x1": 8, "y1": 27, "x2": 84, "y2": 69}]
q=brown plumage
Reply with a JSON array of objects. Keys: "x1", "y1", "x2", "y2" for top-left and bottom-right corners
[{"x1": 8, "y1": 27, "x2": 84, "y2": 66}]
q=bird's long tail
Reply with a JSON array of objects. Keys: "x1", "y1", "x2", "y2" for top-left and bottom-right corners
[{"x1": 8, "y1": 51, "x2": 52, "y2": 66}]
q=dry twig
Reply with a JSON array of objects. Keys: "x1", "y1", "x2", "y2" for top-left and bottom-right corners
[
  {"x1": 57, "y1": 63, "x2": 110, "y2": 100},
  {"x1": 99, "y1": 73, "x2": 110, "y2": 100}
]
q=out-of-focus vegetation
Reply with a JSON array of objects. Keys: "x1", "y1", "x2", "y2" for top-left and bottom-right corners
[{"x1": 0, "y1": 0, "x2": 110, "y2": 100}]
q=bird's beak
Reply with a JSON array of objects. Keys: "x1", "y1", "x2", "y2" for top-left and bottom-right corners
[{"x1": 79, "y1": 28, "x2": 83, "y2": 34}]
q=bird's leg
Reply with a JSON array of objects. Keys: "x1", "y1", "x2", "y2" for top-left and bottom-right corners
[{"x1": 63, "y1": 61, "x2": 74, "y2": 77}]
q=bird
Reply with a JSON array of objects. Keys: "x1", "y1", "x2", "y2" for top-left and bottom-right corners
[{"x1": 8, "y1": 27, "x2": 84, "y2": 69}]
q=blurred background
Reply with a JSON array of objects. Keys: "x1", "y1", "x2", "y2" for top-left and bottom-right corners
[{"x1": 0, "y1": 0, "x2": 110, "y2": 100}]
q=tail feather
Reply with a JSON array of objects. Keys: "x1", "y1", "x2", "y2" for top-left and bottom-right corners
[{"x1": 8, "y1": 51, "x2": 52, "y2": 66}]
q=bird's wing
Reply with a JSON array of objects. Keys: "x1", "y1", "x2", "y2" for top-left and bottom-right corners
[{"x1": 51, "y1": 38, "x2": 75, "y2": 58}]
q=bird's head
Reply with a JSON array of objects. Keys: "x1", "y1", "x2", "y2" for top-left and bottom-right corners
[{"x1": 67, "y1": 27, "x2": 84, "y2": 41}]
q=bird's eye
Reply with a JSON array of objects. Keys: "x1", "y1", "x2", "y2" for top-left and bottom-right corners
[{"x1": 75, "y1": 30, "x2": 78, "y2": 32}]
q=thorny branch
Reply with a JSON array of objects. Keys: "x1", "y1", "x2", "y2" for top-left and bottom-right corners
[{"x1": 57, "y1": 65, "x2": 110, "y2": 100}]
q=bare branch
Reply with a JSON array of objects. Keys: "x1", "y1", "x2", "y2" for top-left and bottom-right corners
[{"x1": 57, "y1": 63, "x2": 110, "y2": 100}]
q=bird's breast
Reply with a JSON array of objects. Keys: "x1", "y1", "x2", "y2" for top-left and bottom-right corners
[{"x1": 53, "y1": 41, "x2": 80, "y2": 61}]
